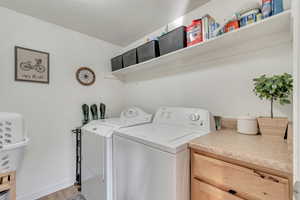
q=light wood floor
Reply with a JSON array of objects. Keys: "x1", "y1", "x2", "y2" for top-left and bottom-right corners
[{"x1": 38, "y1": 186, "x2": 78, "y2": 200}]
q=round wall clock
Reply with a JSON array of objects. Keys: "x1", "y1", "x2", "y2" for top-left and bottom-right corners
[{"x1": 76, "y1": 67, "x2": 96, "y2": 86}]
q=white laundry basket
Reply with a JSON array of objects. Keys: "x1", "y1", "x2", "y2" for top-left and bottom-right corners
[
  {"x1": 0, "y1": 113, "x2": 29, "y2": 173},
  {"x1": 0, "y1": 190, "x2": 8, "y2": 200}
]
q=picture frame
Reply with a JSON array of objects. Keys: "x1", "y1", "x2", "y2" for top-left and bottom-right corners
[{"x1": 15, "y1": 46, "x2": 50, "y2": 84}]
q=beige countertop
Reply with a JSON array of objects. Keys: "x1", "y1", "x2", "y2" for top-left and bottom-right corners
[{"x1": 189, "y1": 129, "x2": 293, "y2": 174}]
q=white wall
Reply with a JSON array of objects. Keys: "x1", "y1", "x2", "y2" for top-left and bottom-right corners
[
  {"x1": 125, "y1": 43, "x2": 292, "y2": 118},
  {"x1": 122, "y1": 0, "x2": 293, "y2": 119},
  {"x1": 293, "y1": 0, "x2": 300, "y2": 182},
  {"x1": 0, "y1": 7, "x2": 124, "y2": 200}
]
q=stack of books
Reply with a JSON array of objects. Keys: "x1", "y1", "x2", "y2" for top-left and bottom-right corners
[
  {"x1": 271, "y1": 0, "x2": 284, "y2": 16},
  {"x1": 262, "y1": 0, "x2": 284, "y2": 18},
  {"x1": 201, "y1": 15, "x2": 220, "y2": 42}
]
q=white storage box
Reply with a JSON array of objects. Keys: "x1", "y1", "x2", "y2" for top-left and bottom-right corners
[{"x1": 0, "y1": 113, "x2": 29, "y2": 173}]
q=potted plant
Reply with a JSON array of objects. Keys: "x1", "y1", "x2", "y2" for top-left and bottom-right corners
[{"x1": 253, "y1": 73, "x2": 293, "y2": 138}]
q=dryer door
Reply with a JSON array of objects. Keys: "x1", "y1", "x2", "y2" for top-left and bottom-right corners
[{"x1": 113, "y1": 135, "x2": 178, "y2": 200}]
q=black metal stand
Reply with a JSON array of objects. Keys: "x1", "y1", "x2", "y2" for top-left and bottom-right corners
[
  {"x1": 72, "y1": 127, "x2": 82, "y2": 192},
  {"x1": 73, "y1": 103, "x2": 99, "y2": 193}
]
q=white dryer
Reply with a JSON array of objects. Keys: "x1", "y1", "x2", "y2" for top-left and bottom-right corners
[
  {"x1": 81, "y1": 107, "x2": 152, "y2": 200},
  {"x1": 113, "y1": 107, "x2": 215, "y2": 200}
]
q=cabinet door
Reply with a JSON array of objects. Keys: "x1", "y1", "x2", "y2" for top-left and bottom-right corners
[
  {"x1": 192, "y1": 178, "x2": 244, "y2": 200},
  {"x1": 192, "y1": 152, "x2": 289, "y2": 200}
]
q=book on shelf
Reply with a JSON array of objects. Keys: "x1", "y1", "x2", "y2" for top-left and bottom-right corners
[
  {"x1": 202, "y1": 15, "x2": 220, "y2": 41},
  {"x1": 272, "y1": 0, "x2": 284, "y2": 15}
]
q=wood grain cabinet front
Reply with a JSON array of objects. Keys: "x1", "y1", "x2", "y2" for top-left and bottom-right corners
[
  {"x1": 0, "y1": 172, "x2": 16, "y2": 200},
  {"x1": 192, "y1": 178, "x2": 245, "y2": 200},
  {"x1": 191, "y1": 152, "x2": 290, "y2": 200}
]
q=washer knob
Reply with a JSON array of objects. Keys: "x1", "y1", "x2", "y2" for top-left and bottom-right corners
[{"x1": 189, "y1": 113, "x2": 200, "y2": 121}]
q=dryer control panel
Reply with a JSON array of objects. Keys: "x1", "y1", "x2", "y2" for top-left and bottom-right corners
[{"x1": 153, "y1": 107, "x2": 215, "y2": 132}]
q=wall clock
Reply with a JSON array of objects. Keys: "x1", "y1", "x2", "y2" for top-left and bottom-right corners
[{"x1": 76, "y1": 67, "x2": 96, "y2": 86}]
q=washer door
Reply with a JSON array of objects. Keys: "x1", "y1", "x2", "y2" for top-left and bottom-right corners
[{"x1": 82, "y1": 130, "x2": 106, "y2": 200}]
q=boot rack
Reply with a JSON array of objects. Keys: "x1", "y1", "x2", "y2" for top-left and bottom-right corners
[{"x1": 72, "y1": 127, "x2": 82, "y2": 192}]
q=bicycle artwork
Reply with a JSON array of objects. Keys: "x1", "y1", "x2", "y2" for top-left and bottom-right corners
[
  {"x1": 20, "y1": 59, "x2": 46, "y2": 73},
  {"x1": 15, "y1": 46, "x2": 50, "y2": 84}
]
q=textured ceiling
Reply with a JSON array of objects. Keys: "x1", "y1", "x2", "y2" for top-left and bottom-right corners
[{"x1": 0, "y1": 0, "x2": 209, "y2": 46}]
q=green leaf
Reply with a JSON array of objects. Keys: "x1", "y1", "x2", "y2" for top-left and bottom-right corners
[{"x1": 253, "y1": 73, "x2": 293, "y2": 109}]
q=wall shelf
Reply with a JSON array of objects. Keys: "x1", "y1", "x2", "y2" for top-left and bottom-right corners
[{"x1": 112, "y1": 10, "x2": 292, "y2": 82}]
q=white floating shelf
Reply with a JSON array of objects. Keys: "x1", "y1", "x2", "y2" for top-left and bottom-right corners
[{"x1": 112, "y1": 10, "x2": 292, "y2": 82}]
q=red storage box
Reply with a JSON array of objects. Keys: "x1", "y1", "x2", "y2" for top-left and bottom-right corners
[
  {"x1": 187, "y1": 19, "x2": 203, "y2": 47},
  {"x1": 225, "y1": 20, "x2": 239, "y2": 33}
]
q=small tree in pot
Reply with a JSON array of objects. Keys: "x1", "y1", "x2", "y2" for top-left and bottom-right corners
[{"x1": 253, "y1": 73, "x2": 293, "y2": 138}]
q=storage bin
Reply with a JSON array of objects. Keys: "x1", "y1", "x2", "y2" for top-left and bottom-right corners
[
  {"x1": 0, "y1": 190, "x2": 8, "y2": 200},
  {"x1": 123, "y1": 49, "x2": 138, "y2": 68},
  {"x1": 137, "y1": 40, "x2": 159, "y2": 63},
  {"x1": 111, "y1": 55, "x2": 123, "y2": 72},
  {"x1": 239, "y1": 8, "x2": 261, "y2": 27},
  {"x1": 158, "y1": 26, "x2": 187, "y2": 56}
]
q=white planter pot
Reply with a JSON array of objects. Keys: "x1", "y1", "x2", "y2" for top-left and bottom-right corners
[{"x1": 237, "y1": 116, "x2": 258, "y2": 135}]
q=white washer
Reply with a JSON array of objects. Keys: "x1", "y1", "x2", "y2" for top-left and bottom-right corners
[
  {"x1": 113, "y1": 107, "x2": 215, "y2": 200},
  {"x1": 81, "y1": 107, "x2": 152, "y2": 200}
]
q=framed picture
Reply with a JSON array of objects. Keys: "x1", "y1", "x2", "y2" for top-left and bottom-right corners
[{"x1": 15, "y1": 46, "x2": 50, "y2": 84}]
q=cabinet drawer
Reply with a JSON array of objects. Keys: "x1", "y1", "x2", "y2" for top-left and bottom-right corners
[
  {"x1": 192, "y1": 153, "x2": 289, "y2": 200},
  {"x1": 192, "y1": 178, "x2": 244, "y2": 200}
]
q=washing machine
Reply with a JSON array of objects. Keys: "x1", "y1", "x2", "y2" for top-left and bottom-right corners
[
  {"x1": 113, "y1": 107, "x2": 215, "y2": 200},
  {"x1": 81, "y1": 107, "x2": 152, "y2": 200}
]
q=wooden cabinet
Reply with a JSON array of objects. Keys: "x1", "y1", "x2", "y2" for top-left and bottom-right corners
[
  {"x1": 191, "y1": 151, "x2": 291, "y2": 200},
  {"x1": 0, "y1": 172, "x2": 16, "y2": 200},
  {"x1": 192, "y1": 178, "x2": 245, "y2": 200}
]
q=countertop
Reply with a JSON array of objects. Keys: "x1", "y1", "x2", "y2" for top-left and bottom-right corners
[{"x1": 189, "y1": 129, "x2": 293, "y2": 174}]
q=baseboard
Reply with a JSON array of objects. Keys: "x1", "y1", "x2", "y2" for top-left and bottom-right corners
[{"x1": 16, "y1": 177, "x2": 74, "y2": 200}]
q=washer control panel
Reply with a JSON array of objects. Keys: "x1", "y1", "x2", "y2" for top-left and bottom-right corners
[
  {"x1": 120, "y1": 107, "x2": 152, "y2": 127},
  {"x1": 82, "y1": 107, "x2": 152, "y2": 137},
  {"x1": 153, "y1": 107, "x2": 215, "y2": 132}
]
